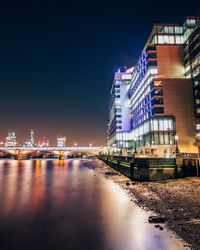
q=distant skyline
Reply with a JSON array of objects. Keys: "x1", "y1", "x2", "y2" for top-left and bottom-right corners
[
  {"x1": 0, "y1": 0, "x2": 199, "y2": 145},
  {"x1": 2, "y1": 129, "x2": 95, "y2": 146}
]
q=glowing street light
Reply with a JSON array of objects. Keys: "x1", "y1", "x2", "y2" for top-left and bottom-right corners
[
  {"x1": 74, "y1": 143, "x2": 77, "y2": 147},
  {"x1": 89, "y1": 143, "x2": 92, "y2": 147},
  {"x1": 112, "y1": 143, "x2": 116, "y2": 155}
]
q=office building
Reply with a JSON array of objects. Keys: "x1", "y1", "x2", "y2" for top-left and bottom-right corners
[
  {"x1": 37, "y1": 137, "x2": 49, "y2": 147},
  {"x1": 24, "y1": 130, "x2": 35, "y2": 147},
  {"x1": 57, "y1": 136, "x2": 66, "y2": 147},
  {"x1": 107, "y1": 68, "x2": 133, "y2": 149},
  {"x1": 183, "y1": 19, "x2": 200, "y2": 146},
  {"x1": 108, "y1": 16, "x2": 200, "y2": 157},
  {"x1": 5, "y1": 131, "x2": 17, "y2": 147}
]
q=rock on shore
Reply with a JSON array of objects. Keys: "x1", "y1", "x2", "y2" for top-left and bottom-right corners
[{"x1": 96, "y1": 160, "x2": 200, "y2": 250}]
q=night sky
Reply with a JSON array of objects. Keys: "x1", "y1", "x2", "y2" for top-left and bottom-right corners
[{"x1": 0, "y1": 0, "x2": 199, "y2": 146}]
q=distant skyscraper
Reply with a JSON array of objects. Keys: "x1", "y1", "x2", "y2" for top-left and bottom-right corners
[
  {"x1": 57, "y1": 136, "x2": 66, "y2": 147},
  {"x1": 24, "y1": 130, "x2": 35, "y2": 147},
  {"x1": 5, "y1": 131, "x2": 17, "y2": 147},
  {"x1": 37, "y1": 137, "x2": 49, "y2": 147},
  {"x1": 43, "y1": 137, "x2": 49, "y2": 147}
]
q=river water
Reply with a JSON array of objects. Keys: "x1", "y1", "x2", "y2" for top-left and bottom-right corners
[{"x1": 0, "y1": 159, "x2": 187, "y2": 250}]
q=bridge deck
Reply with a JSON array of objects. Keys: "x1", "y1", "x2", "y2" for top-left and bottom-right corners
[{"x1": 0, "y1": 147, "x2": 101, "y2": 151}]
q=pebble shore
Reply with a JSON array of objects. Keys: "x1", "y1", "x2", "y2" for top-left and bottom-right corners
[{"x1": 96, "y1": 160, "x2": 200, "y2": 250}]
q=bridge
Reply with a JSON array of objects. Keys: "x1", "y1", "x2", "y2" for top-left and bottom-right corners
[
  {"x1": 0, "y1": 146, "x2": 102, "y2": 159},
  {"x1": 0, "y1": 146, "x2": 101, "y2": 151}
]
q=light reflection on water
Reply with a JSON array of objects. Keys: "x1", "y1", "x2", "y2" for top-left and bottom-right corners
[{"x1": 0, "y1": 159, "x2": 186, "y2": 250}]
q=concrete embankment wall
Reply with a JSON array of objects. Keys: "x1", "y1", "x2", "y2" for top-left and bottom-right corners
[{"x1": 99, "y1": 155, "x2": 200, "y2": 181}]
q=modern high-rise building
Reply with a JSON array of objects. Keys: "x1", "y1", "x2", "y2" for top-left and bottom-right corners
[
  {"x1": 183, "y1": 20, "x2": 200, "y2": 146},
  {"x1": 57, "y1": 136, "x2": 66, "y2": 147},
  {"x1": 108, "y1": 16, "x2": 200, "y2": 157},
  {"x1": 24, "y1": 130, "x2": 35, "y2": 147},
  {"x1": 107, "y1": 68, "x2": 133, "y2": 149},
  {"x1": 5, "y1": 131, "x2": 17, "y2": 147}
]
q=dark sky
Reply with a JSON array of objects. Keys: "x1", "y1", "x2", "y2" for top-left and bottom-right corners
[{"x1": 0, "y1": 0, "x2": 199, "y2": 146}]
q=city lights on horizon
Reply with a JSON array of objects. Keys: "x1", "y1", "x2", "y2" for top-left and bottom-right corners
[{"x1": 0, "y1": 130, "x2": 97, "y2": 148}]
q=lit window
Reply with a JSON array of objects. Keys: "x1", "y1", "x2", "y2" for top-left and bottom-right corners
[
  {"x1": 164, "y1": 133, "x2": 169, "y2": 144},
  {"x1": 158, "y1": 35, "x2": 164, "y2": 44},
  {"x1": 154, "y1": 80, "x2": 162, "y2": 87},
  {"x1": 153, "y1": 120, "x2": 158, "y2": 131},
  {"x1": 174, "y1": 26, "x2": 183, "y2": 34},
  {"x1": 159, "y1": 120, "x2": 164, "y2": 130},
  {"x1": 168, "y1": 27, "x2": 174, "y2": 33},
  {"x1": 175, "y1": 36, "x2": 181, "y2": 44},
  {"x1": 149, "y1": 68, "x2": 158, "y2": 74},
  {"x1": 159, "y1": 133, "x2": 164, "y2": 144},
  {"x1": 169, "y1": 36, "x2": 175, "y2": 44},
  {"x1": 168, "y1": 120, "x2": 173, "y2": 130},
  {"x1": 163, "y1": 35, "x2": 169, "y2": 43},
  {"x1": 154, "y1": 133, "x2": 159, "y2": 144},
  {"x1": 196, "y1": 99, "x2": 200, "y2": 104}
]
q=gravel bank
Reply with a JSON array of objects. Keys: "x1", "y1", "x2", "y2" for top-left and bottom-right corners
[{"x1": 96, "y1": 160, "x2": 200, "y2": 250}]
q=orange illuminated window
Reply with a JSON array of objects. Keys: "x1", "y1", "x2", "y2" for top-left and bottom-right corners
[{"x1": 154, "y1": 80, "x2": 163, "y2": 87}]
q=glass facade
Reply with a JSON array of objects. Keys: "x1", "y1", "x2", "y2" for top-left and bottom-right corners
[
  {"x1": 108, "y1": 69, "x2": 132, "y2": 147},
  {"x1": 108, "y1": 16, "x2": 200, "y2": 154},
  {"x1": 183, "y1": 20, "x2": 200, "y2": 142}
]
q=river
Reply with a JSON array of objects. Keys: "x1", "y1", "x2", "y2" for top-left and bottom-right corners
[{"x1": 0, "y1": 159, "x2": 187, "y2": 250}]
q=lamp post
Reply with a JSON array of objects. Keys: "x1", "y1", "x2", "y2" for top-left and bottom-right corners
[
  {"x1": 134, "y1": 137, "x2": 137, "y2": 154},
  {"x1": 112, "y1": 144, "x2": 116, "y2": 155},
  {"x1": 119, "y1": 141, "x2": 123, "y2": 156},
  {"x1": 175, "y1": 135, "x2": 180, "y2": 154}
]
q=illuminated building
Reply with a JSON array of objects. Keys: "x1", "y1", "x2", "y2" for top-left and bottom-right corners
[
  {"x1": 5, "y1": 131, "x2": 17, "y2": 147},
  {"x1": 108, "y1": 16, "x2": 200, "y2": 156},
  {"x1": 107, "y1": 68, "x2": 133, "y2": 149},
  {"x1": 183, "y1": 19, "x2": 200, "y2": 148},
  {"x1": 57, "y1": 136, "x2": 66, "y2": 147},
  {"x1": 24, "y1": 130, "x2": 35, "y2": 147},
  {"x1": 37, "y1": 137, "x2": 49, "y2": 147}
]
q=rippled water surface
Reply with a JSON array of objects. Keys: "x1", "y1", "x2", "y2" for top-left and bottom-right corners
[{"x1": 0, "y1": 159, "x2": 186, "y2": 250}]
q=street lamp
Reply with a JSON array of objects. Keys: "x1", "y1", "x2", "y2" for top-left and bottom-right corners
[
  {"x1": 119, "y1": 141, "x2": 123, "y2": 155},
  {"x1": 74, "y1": 143, "x2": 77, "y2": 147},
  {"x1": 175, "y1": 135, "x2": 180, "y2": 154},
  {"x1": 89, "y1": 143, "x2": 92, "y2": 147},
  {"x1": 134, "y1": 136, "x2": 137, "y2": 154},
  {"x1": 112, "y1": 143, "x2": 116, "y2": 155}
]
